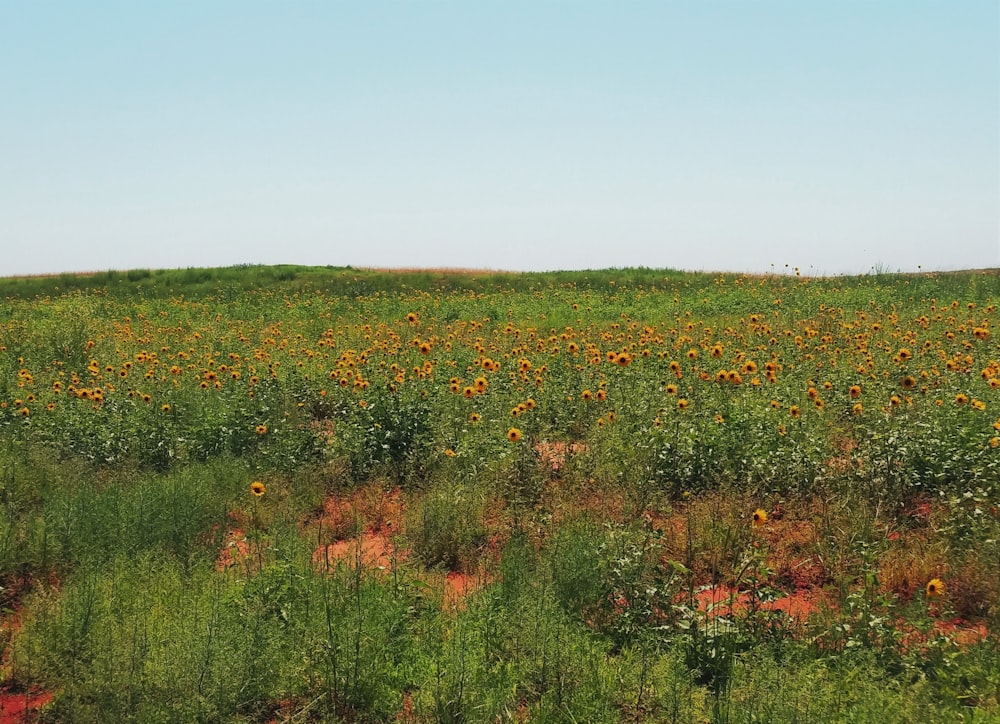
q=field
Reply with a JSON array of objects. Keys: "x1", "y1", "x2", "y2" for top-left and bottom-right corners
[{"x1": 0, "y1": 265, "x2": 998, "y2": 722}]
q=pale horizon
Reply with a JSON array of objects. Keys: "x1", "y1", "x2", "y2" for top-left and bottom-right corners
[{"x1": 2, "y1": 2, "x2": 997, "y2": 278}]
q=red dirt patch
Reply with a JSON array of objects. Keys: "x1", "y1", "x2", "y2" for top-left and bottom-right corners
[
  {"x1": 312, "y1": 485, "x2": 405, "y2": 540},
  {"x1": 441, "y1": 570, "x2": 491, "y2": 611},
  {"x1": 216, "y1": 528, "x2": 257, "y2": 571},
  {"x1": 534, "y1": 441, "x2": 587, "y2": 473},
  {"x1": 691, "y1": 584, "x2": 832, "y2": 623},
  {"x1": 0, "y1": 687, "x2": 52, "y2": 723},
  {"x1": 313, "y1": 531, "x2": 405, "y2": 571},
  {"x1": 310, "y1": 486, "x2": 408, "y2": 573}
]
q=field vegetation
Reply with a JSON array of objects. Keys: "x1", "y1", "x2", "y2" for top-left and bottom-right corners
[{"x1": 0, "y1": 264, "x2": 998, "y2": 722}]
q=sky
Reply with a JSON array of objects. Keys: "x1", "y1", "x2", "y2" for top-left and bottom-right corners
[{"x1": 1, "y1": 1, "x2": 998, "y2": 277}]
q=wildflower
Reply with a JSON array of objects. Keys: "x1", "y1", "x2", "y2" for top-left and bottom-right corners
[
  {"x1": 789, "y1": 405, "x2": 801, "y2": 419},
  {"x1": 989, "y1": 436, "x2": 999, "y2": 448},
  {"x1": 677, "y1": 398, "x2": 689, "y2": 410},
  {"x1": 901, "y1": 376, "x2": 917, "y2": 390},
  {"x1": 469, "y1": 412, "x2": 481, "y2": 423},
  {"x1": 664, "y1": 383, "x2": 677, "y2": 395},
  {"x1": 18, "y1": 407, "x2": 29, "y2": 417},
  {"x1": 161, "y1": 404, "x2": 171, "y2": 412},
  {"x1": 444, "y1": 448, "x2": 456, "y2": 457},
  {"x1": 507, "y1": 427, "x2": 522, "y2": 442},
  {"x1": 250, "y1": 481, "x2": 266, "y2": 497},
  {"x1": 849, "y1": 385, "x2": 862, "y2": 399},
  {"x1": 255, "y1": 424, "x2": 268, "y2": 435},
  {"x1": 596, "y1": 389, "x2": 606, "y2": 401},
  {"x1": 955, "y1": 393, "x2": 968, "y2": 405},
  {"x1": 852, "y1": 403, "x2": 863, "y2": 415},
  {"x1": 925, "y1": 578, "x2": 944, "y2": 597},
  {"x1": 752, "y1": 509, "x2": 767, "y2": 527}
]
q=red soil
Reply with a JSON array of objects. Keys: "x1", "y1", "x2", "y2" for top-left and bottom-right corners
[
  {"x1": 534, "y1": 441, "x2": 587, "y2": 473},
  {"x1": 0, "y1": 574, "x2": 58, "y2": 721},
  {"x1": 309, "y1": 485, "x2": 408, "y2": 573},
  {"x1": 442, "y1": 570, "x2": 490, "y2": 611},
  {"x1": 216, "y1": 528, "x2": 254, "y2": 571},
  {"x1": 0, "y1": 688, "x2": 52, "y2": 723},
  {"x1": 691, "y1": 584, "x2": 832, "y2": 623},
  {"x1": 313, "y1": 530, "x2": 404, "y2": 571}
]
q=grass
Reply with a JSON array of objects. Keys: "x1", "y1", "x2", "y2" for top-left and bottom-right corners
[{"x1": 0, "y1": 264, "x2": 998, "y2": 721}]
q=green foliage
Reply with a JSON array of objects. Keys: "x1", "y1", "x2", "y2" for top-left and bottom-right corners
[{"x1": 0, "y1": 264, "x2": 998, "y2": 720}]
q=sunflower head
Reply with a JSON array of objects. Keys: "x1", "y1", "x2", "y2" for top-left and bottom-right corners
[
  {"x1": 752, "y1": 508, "x2": 767, "y2": 527},
  {"x1": 250, "y1": 481, "x2": 266, "y2": 497},
  {"x1": 507, "y1": 427, "x2": 522, "y2": 442},
  {"x1": 925, "y1": 578, "x2": 945, "y2": 597}
]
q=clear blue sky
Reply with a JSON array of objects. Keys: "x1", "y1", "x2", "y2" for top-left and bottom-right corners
[{"x1": 2, "y1": 1, "x2": 997, "y2": 277}]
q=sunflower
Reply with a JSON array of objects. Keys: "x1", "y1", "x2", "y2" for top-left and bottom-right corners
[
  {"x1": 955, "y1": 393, "x2": 968, "y2": 405},
  {"x1": 852, "y1": 403, "x2": 863, "y2": 415},
  {"x1": 901, "y1": 375, "x2": 917, "y2": 390},
  {"x1": 255, "y1": 424, "x2": 268, "y2": 435},
  {"x1": 664, "y1": 383, "x2": 677, "y2": 395},
  {"x1": 507, "y1": 427, "x2": 522, "y2": 442},
  {"x1": 677, "y1": 398, "x2": 689, "y2": 411},
  {"x1": 925, "y1": 578, "x2": 944, "y2": 597},
  {"x1": 250, "y1": 481, "x2": 266, "y2": 497},
  {"x1": 752, "y1": 509, "x2": 767, "y2": 527},
  {"x1": 789, "y1": 405, "x2": 801, "y2": 419},
  {"x1": 581, "y1": 389, "x2": 593, "y2": 401},
  {"x1": 595, "y1": 389, "x2": 607, "y2": 401},
  {"x1": 849, "y1": 385, "x2": 862, "y2": 399},
  {"x1": 469, "y1": 412, "x2": 481, "y2": 424}
]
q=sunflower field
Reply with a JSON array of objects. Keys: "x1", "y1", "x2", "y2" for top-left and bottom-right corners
[{"x1": 0, "y1": 265, "x2": 998, "y2": 722}]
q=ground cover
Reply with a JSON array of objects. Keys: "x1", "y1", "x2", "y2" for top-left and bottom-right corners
[{"x1": 0, "y1": 265, "x2": 997, "y2": 721}]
